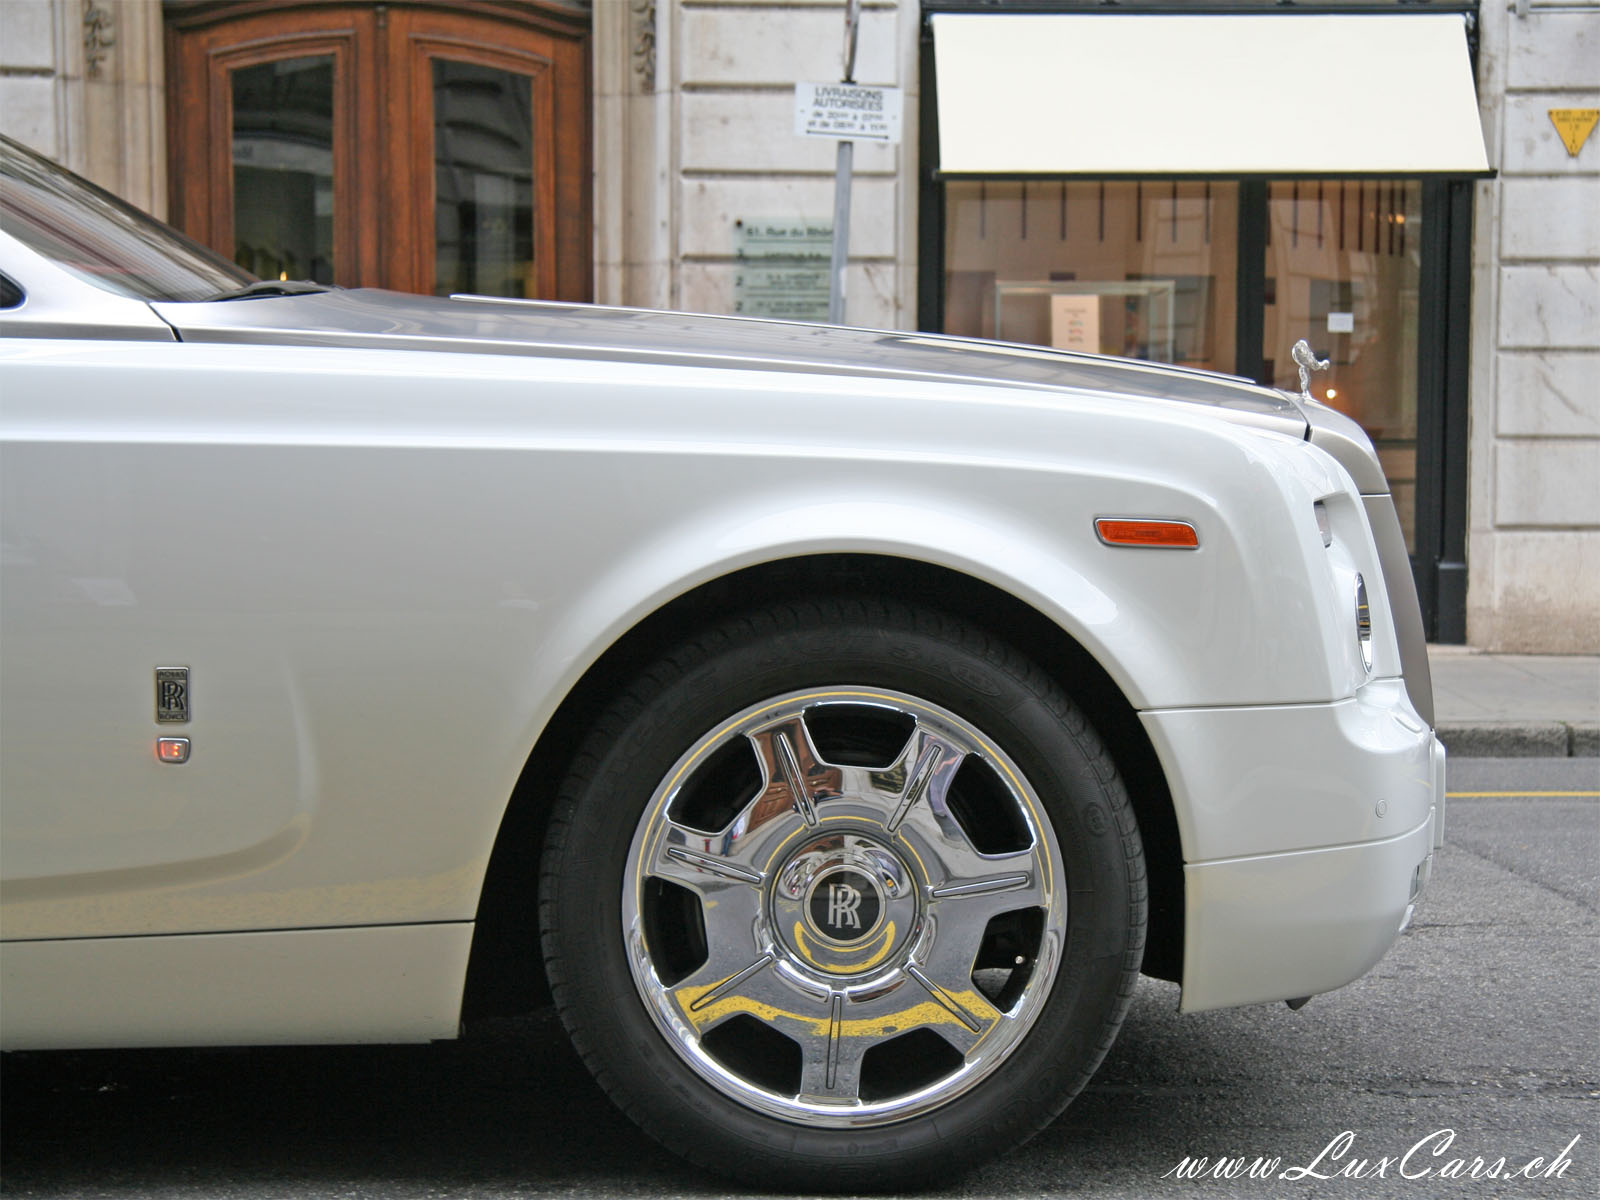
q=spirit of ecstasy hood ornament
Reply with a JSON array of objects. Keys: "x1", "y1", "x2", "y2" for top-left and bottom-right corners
[{"x1": 1291, "y1": 339, "x2": 1330, "y2": 402}]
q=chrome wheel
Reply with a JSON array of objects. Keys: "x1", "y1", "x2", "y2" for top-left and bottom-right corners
[
  {"x1": 542, "y1": 598, "x2": 1143, "y2": 1187},
  {"x1": 622, "y1": 687, "x2": 1067, "y2": 1125}
]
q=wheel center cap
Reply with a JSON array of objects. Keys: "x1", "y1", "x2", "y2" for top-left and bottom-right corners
[
  {"x1": 805, "y1": 866, "x2": 883, "y2": 944},
  {"x1": 769, "y1": 832, "x2": 915, "y2": 978}
]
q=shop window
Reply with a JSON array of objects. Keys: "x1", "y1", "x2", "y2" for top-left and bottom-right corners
[
  {"x1": 943, "y1": 176, "x2": 1425, "y2": 550},
  {"x1": 1264, "y1": 180, "x2": 1423, "y2": 549},
  {"x1": 944, "y1": 181, "x2": 1238, "y2": 376}
]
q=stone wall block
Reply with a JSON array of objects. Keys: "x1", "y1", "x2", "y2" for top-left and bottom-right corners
[
  {"x1": 682, "y1": 91, "x2": 897, "y2": 173},
  {"x1": 0, "y1": 77, "x2": 59, "y2": 157},
  {"x1": 1502, "y1": 92, "x2": 1600, "y2": 175},
  {"x1": 680, "y1": 8, "x2": 898, "y2": 87},
  {"x1": 1497, "y1": 352, "x2": 1600, "y2": 436},
  {"x1": 1468, "y1": 530, "x2": 1600, "y2": 652},
  {"x1": 679, "y1": 176, "x2": 898, "y2": 258},
  {"x1": 1506, "y1": 11, "x2": 1600, "y2": 90},
  {"x1": 1492, "y1": 440, "x2": 1600, "y2": 526},
  {"x1": 1497, "y1": 265, "x2": 1600, "y2": 348},
  {"x1": 1499, "y1": 177, "x2": 1600, "y2": 259},
  {"x1": 0, "y1": 0, "x2": 56, "y2": 70},
  {"x1": 679, "y1": 259, "x2": 900, "y2": 328},
  {"x1": 683, "y1": 0, "x2": 898, "y2": 4}
]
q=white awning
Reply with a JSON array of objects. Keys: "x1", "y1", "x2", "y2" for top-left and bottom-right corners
[{"x1": 932, "y1": 13, "x2": 1491, "y2": 176}]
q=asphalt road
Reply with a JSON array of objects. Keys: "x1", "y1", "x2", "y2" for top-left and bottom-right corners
[{"x1": 3, "y1": 757, "x2": 1595, "y2": 1199}]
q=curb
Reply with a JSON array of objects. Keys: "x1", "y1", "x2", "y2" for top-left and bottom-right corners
[{"x1": 1437, "y1": 722, "x2": 1600, "y2": 758}]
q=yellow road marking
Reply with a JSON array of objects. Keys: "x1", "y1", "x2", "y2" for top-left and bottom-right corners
[{"x1": 1447, "y1": 790, "x2": 1599, "y2": 798}]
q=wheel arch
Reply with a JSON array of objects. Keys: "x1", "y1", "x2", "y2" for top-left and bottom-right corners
[{"x1": 461, "y1": 553, "x2": 1183, "y2": 1024}]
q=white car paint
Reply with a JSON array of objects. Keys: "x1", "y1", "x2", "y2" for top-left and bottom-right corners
[{"x1": 0, "y1": 151, "x2": 1440, "y2": 1054}]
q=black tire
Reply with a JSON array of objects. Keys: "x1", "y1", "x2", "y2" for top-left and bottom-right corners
[{"x1": 540, "y1": 597, "x2": 1145, "y2": 1190}]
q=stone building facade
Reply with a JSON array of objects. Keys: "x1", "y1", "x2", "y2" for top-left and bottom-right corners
[
  {"x1": 1, "y1": 0, "x2": 1595, "y2": 651},
  {"x1": 594, "y1": 0, "x2": 918, "y2": 326},
  {"x1": 1465, "y1": 1, "x2": 1599, "y2": 651},
  {"x1": 0, "y1": 0, "x2": 166, "y2": 216}
]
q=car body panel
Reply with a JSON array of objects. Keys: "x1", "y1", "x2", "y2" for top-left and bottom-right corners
[
  {"x1": 152, "y1": 288, "x2": 1309, "y2": 438},
  {"x1": 1363, "y1": 491, "x2": 1435, "y2": 726},
  {"x1": 1, "y1": 332, "x2": 1393, "y2": 944},
  {"x1": 0, "y1": 240, "x2": 177, "y2": 341},
  {"x1": 1, "y1": 141, "x2": 1441, "y2": 1053},
  {"x1": 1143, "y1": 678, "x2": 1435, "y2": 864},
  {"x1": 0, "y1": 923, "x2": 471, "y2": 1048},
  {"x1": 1181, "y1": 808, "x2": 1436, "y2": 1012}
]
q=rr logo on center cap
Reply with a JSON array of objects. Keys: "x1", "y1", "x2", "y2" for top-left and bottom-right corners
[
  {"x1": 808, "y1": 869, "x2": 882, "y2": 942},
  {"x1": 827, "y1": 882, "x2": 862, "y2": 929}
]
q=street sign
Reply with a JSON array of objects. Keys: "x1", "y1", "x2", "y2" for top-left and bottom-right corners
[
  {"x1": 794, "y1": 82, "x2": 903, "y2": 143},
  {"x1": 733, "y1": 266, "x2": 831, "y2": 321},
  {"x1": 1549, "y1": 109, "x2": 1598, "y2": 158},
  {"x1": 734, "y1": 220, "x2": 831, "y2": 320}
]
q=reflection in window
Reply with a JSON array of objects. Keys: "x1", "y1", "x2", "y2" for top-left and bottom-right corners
[
  {"x1": 1263, "y1": 180, "x2": 1422, "y2": 549},
  {"x1": 945, "y1": 176, "x2": 1427, "y2": 553},
  {"x1": 943, "y1": 181, "x2": 1239, "y2": 376},
  {"x1": 231, "y1": 56, "x2": 335, "y2": 284},
  {"x1": 433, "y1": 61, "x2": 534, "y2": 298},
  {"x1": 1, "y1": 136, "x2": 250, "y2": 301}
]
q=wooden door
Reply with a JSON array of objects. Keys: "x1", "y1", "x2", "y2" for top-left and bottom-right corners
[{"x1": 165, "y1": 1, "x2": 590, "y2": 300}]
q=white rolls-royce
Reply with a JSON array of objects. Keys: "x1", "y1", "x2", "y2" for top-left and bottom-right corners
[{"x1": 0, "y1": 134, "x2": 1443, "y2": 1189}]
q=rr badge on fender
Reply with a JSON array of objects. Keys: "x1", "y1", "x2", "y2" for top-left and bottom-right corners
[{"x1": 155, "y1": 667, "x2": 190, "y2": 723}]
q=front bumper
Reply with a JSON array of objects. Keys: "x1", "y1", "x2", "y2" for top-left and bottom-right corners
[{"x1": 1141, "y1": 680, "x2": 1445, "y2": 1013}]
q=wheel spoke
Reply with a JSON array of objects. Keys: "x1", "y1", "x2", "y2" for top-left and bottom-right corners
[
  {"x1": 667, "y1": 953, "x2": 821, "y2": 1038},
  {"x1": 852, "y1": 966, "x2": 1005, "y2": 1058},
  {"x1": 930, "y1": 856, "x2": 1047, "y2": 923},
  {"x1": 798, "y1": 993, "x2": 868, "y2": 1101},
  {"x1": 905, "y1": 965, "x2": 990, "y2": 1038},
  {"x1": 661, "y1": 843, "x2": 761, "y2": 885},
  {"x1": 886, "y1": 728, "x2": 1038, "y2": 893},
  {"x1": 652, "y1": 818, "x2": 767, "y2": 888},
  {"x1": 747, "y1": 715, "x2": 844, "y2": 828},
  {"x1": 896, "y1": 800, "x2": 1015, "y2": 888},
  {"x1": 883, "y1": 726, "x2": 968, "y2": 834},
  {"x1": 645, "y1": 821, "x2": 767, "y2": 952},
  {"x1": 913, "y1": 854, "x2": 1049, "y2": 1002},
  {"x1": 670, "y1": 953, "x2": 779, "y2": 1019}
]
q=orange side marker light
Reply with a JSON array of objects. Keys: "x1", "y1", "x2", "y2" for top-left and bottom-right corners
[{"x1": 1095, "y1": 519, "x2": 1199, "y2": 549}]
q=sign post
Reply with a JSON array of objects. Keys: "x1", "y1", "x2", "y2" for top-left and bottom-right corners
[
  {"x1": 793, "y1": 1, "x2": 902, "y2": 325},
  {"x1": 828, "y1": 0, "x2": 860, "y2": 325}
]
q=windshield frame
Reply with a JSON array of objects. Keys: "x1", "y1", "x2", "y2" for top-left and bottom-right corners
[{"x1": 0, "y1": 134, "x2": 255, "y2": 303}]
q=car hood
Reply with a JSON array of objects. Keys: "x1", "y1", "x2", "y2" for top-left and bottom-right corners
[{"x1": 153, "y1": 289, "x2": 1309, "y2": 438}]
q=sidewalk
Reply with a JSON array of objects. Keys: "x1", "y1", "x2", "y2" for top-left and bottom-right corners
[{"x1": 1428, "y1": 646, "x2": 1600, "y2": 757}]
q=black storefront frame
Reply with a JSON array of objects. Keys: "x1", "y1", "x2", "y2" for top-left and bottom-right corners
[{"x1": 917, "y1": 1, "x2": 1480, "y2": 642}]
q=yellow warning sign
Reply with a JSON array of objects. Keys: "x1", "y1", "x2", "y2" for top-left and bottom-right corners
[{"x1": 1549, "y1": 109, "x2": 1599, "y2": 158}]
